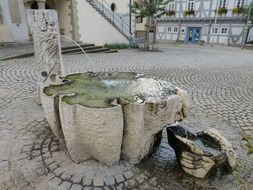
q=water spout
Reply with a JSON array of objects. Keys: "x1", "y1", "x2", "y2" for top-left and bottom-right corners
[{"x1": 60, "y1": 35, "x2": 93, "y2": 65}]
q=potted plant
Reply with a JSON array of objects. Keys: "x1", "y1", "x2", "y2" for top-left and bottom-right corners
[
  {"x1": 166, "y1": 10, "x2": 175, "y2": 17},
  {"x1": 184, "y1": 10, "x2": 195, "y2": 17},
  {"x1": 232, "y1": 7, "x2": 245, "y2": 15},
  {"x1": 216, "y1": 7, "x2": 228, "y2": 16}
]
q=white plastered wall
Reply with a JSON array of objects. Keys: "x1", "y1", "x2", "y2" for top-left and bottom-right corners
[
  {"x1": 55, "y1": 0, "x2": 72, "y2": 38},
  {"x1": 0, "y1": 0, "x2": 29, "y2": 42},
  {"x1": 76, "y1": 0, "x2": 128, "y2": 45}
]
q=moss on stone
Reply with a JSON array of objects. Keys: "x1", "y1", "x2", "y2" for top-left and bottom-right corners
[
  {"x1": 44, "y1": 72, "x2": 177, "y2": 108},
  {"x1": 242, "y1": 136, "x2": 253, "y2": 155}
]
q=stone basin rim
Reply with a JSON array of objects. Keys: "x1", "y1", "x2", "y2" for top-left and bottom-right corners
[{"x1": 43, "y1": 72, "x2": 178, "y2": 109}]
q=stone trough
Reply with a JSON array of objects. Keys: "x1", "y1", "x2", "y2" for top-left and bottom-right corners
[
  {"x1": 27, "y1": 10, "x2": 236, "y2": 179},
  {"x1": 26, "y1": 9, "x2": 190, "y2": 166},
  {"x1": 166, "y1": 124, "x2": 236, "y2": 178},
  {"x1": 41, "y1": 72, "x2": 189, "y2": 166}
]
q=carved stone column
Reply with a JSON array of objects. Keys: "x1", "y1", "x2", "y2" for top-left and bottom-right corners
[
  {"x1": 26, "y1": 10, "x2": 63, "y2": 104},
  {"x1": 37, "y1": 0, "x2": 46, "y2": 9}
]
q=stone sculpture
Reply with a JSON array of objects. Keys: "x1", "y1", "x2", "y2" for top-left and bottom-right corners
[
  {"x1": 41, "y1": 72, "x2": 189, "y2": 165},
  {"x1": 27, "y1": 10, "x2": 189, "y2": 166},
  {"x1": 166, "y1": 125, "x2": 236, "y2": 178},
  {"x1": 26, "y1": 10, "x2": 63, "y2": 103}
]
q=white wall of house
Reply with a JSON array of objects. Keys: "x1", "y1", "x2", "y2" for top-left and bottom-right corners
[
  {"x1": 0, "y1": 0, "x2": 29, "y2": 42},
  {"x1": 106, "y1": 0, "x2": 130, "y2": 14},
  {"x1": 76, "y1": 0, "x2": 128, "y2": 45},
  {"x1": 54, "y1": 0, "x2": 72, "y2": 38}
]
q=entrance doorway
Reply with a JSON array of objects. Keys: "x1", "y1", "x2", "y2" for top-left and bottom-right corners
[{"x1": 186, "y1": 27, "x2": 201, "y2": 43}]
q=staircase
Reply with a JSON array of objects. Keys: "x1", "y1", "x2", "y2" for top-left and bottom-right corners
[
  {"x1": 0, "y1": 43, "x2": 117, "y2": 61},
  {"x1": 86, "y1": 0, "x2": 135, "y2": 44}
]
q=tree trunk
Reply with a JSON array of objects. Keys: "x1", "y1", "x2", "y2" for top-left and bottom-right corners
[
  {"x1": 152, "y1": 17, "x2": 156, "y2": 51},
  {"x1": 145, "y1": 16, "x2": 150, "y2": 51}
]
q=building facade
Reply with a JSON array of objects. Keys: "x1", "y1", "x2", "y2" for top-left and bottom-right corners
[
  {"x1": 156, "y1": 0, "x2": 252, "y2": 46},
  {"x1": 0, "y1": 0, "x2": 134, "y2": 45}
]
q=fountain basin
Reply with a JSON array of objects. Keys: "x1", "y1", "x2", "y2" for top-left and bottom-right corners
[
  {"x1": 166, "y1": 125, "x2": 236, "y2": 178},
  {"x1": 41, "y1": 72, "x2": 189, "y2": 166}
]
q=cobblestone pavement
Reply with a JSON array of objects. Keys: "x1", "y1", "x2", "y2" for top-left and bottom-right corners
[{"x1": 0, "y1": 45, "x2": 253, "y2": 190}]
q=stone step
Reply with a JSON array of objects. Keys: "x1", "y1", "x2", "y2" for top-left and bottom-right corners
[
  {"x1": 67, "y1": 48, "x2": 118, "y2": 55},
  {"x1": 0, "y1": 44, "x2": 117, "y2": 61},
  {"x1": 62, "y1": 45, "x2": 103, "y2": 54},
  {"x1": 61, "y1": 43, "x2": 95, "y2": 51}
]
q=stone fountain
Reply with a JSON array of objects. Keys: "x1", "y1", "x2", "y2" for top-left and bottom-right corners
[
  {"x1": 27, "y1": 10, "x2": 235, "y2": 178},
  {"x1": 27, "y1": 9, "x2": 188, "y2": 166}
]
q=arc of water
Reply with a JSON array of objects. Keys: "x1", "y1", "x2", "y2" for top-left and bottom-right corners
[{"x1": 60, "y1": 34, "x2": 93, "y2": 65}]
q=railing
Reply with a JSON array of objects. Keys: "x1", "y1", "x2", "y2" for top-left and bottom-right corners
[{"x1": 87, "y1": 0, "x2": 133, "y2": 40}]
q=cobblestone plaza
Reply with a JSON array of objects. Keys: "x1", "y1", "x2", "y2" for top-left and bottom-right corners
[{"x1": 0, "y1": 45, "x2": 253, "y2": 189}]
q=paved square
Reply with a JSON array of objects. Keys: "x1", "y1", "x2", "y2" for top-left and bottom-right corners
[{"x1": 0, "y1": 45, "x2": 253, "y2": 189}]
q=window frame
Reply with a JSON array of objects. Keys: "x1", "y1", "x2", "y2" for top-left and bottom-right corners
[
  {"x1": 236, "y1": 0, "x2": 246, "y2": 8},
  {"x1": 136, "y1": 16, "x2": 143, "y2": 24},
  {"x1": 168, "y1": 0, "x2": 175, "y2": 11},
  {"x1": 211, "y1": 27, "x2": 219, "y2": 34},
  {"x1": 173, "y1": 27, "x2": 178, "y2": 33},
  {"x1": 220, "y1": 27, "x2": 229, "y2": 35},
  {"x1": 187, "y1": 0, "x2": 195, "y2": 11},
  {"x1": 218, "y1": 0, "x2": 227, "y2": 9}
]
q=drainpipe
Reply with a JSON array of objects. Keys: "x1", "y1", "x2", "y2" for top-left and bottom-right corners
[{"x1": 129, "y1": 0, "x2": 132, "y2": 35}]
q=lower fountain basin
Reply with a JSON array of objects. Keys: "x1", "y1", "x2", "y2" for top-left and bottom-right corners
[
  {"x1": 166, "y1": 125, "x2": 236, "y2": 178},
  {"x1": 41, "y1": 72, "x2": 189, "y2": 166}
]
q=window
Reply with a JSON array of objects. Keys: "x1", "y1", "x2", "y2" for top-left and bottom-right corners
[
  {"x1": 174, "y1": 27, "x2": 178, "y2": 33},
  {"x1": 181, "y1": 28, "x2": 185, "y2": 33},
  {"x1": 187, "y1": 0, "x2": 195, "y2": 11},
  {"x1": 220, "y1": 27, "x2": 228, "y2": 34},
  {"x1": 110, "y1": 3, "x2": 116, "y2": 12},
  {"x1": 168, "y1": 1, "x2": 175, "y2": 11},
  {"x1": 237, "y1": 0, "x2": 245, "y2": 7},
  {"x1": 211, "y1": 27, "x2": 219, "y2": 34},
  {"x1": 168, "y1": 27, "x2": 172, "y2": 32},
  {"x1": 136, "y1": 16, "x2": 143, "y2": 23},
  {"x1": 219, "y1": 0, "x2": 227, "y2": 8}
]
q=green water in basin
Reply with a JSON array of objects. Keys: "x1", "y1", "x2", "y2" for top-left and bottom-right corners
[
  {"x1": 193, "y1": 137, "x2": 221, "y2": 156},
  {"x1": 44, "y1": 72, "x2": 177, "y2": 108}
]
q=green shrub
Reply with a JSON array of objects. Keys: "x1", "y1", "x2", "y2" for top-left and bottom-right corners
[
  {"x1": 232, "y1": 7, "x2": 245, "y2": 15},
  {"x1": 166, "y1": 10, "x2": 175, "y2": 17},
  {"x1": 216, "y1": 8, "x2": 228, "y2": 15},
  {"x1": 184, "y1": 10, "x2": 195, "y2": 17}
]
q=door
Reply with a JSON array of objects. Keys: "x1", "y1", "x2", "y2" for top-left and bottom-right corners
[{"x1": 187, "y1": 27, "x2": 201, "y2": 43}]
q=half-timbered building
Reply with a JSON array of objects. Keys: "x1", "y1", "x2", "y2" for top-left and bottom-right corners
[{"x1": 156, "y1": 0, "x2": 251, "y2": 46}]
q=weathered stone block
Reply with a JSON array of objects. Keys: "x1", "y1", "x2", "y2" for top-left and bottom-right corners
[{"x1": 41, "y1": 72, "x2": 189, "y2": 166}]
